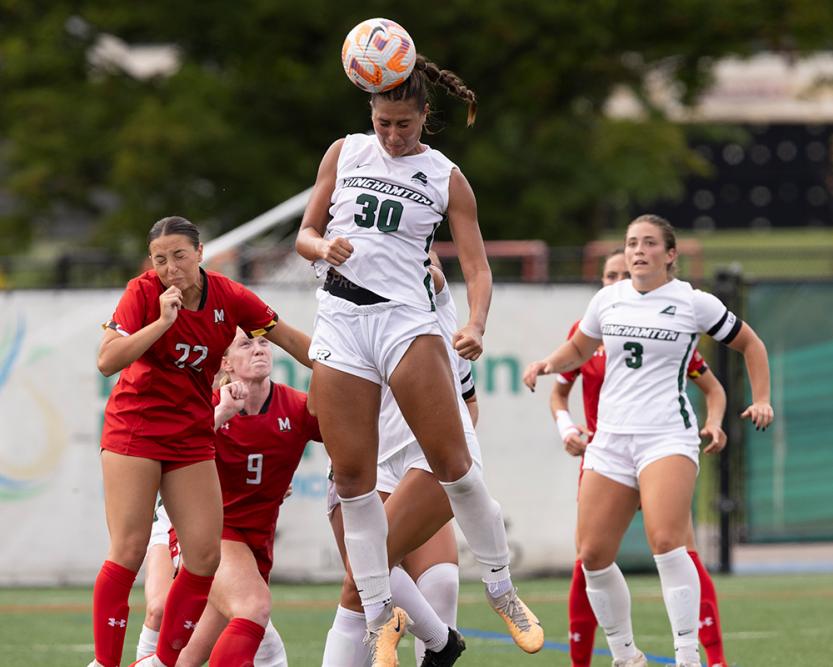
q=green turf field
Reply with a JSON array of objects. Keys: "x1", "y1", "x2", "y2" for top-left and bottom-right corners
[{"x1": 1, "y1": 573, "x2": 831, "y2": 666}]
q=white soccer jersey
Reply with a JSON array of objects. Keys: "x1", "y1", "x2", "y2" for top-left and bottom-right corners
[
  {"x1": 579, "y1": 278, "x2": 741, "y2": 434},
  {"x1": 377, "y1": 284, "x2": 478, "y2": 463},
  {"x1": 314, "y1": 133, "x2": 456, "y2": 311}
]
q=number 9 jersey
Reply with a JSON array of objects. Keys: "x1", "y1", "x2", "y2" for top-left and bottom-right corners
[
  {"x1": 579, "y1": 278, "x2": 741, "y2": 435},
  {"x1": 101, "y1": 269, "x2": 278, "y2": 462},
  {"x1": 315, "y1": 133, "x2": 456, "y2": 311}
]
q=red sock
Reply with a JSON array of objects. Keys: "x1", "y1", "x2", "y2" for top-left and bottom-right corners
[
  {"x1": 155, "y1": 566, "x2": 214, "y2": 667},
  {"x1": 93, "y1": 560, "x2": 137, "y2": 667},
  {"x1": 568, "y1": 559, "x2": 597, "y2": 667},
  {"x1": 209, "y1": 617, "x2": 266, "y2": 666},
  {"x1": 689, "y1": 550, "x2": 727, "y2": 667}
]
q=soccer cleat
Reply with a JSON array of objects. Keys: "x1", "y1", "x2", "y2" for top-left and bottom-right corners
[
  {"x1": 86, "y1": 662, "x2": 105, "y2": 667},
  {"x1": 363, "y1": 602, "x2": 411, "y2": 667},
  {"x1": 487, "y1": 587, "x2": 544, "y2": 653},
  {"x1": 612, "y1": 651, "x2": 648, "y2": 667},
  {"x1": 419, "y1": 627, "x2": 466, "y2": 667}
]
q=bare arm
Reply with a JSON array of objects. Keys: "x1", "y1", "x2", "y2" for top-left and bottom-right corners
[
  {"x1": 522, "y1": 330, "x2": 600, "y2": 392},
  {"x1": 691, "y1": 369, "x2": 727, "y2": 454},
  {"x1": 549, "y1": 377, "x2": 590, "y2": 456},
  {"x1": 550, "y1": 377, "x2": 573, "y2": 414},
  {"x1": 263, "y1": 319, "x2": 313, "y2": 369},
  {"x1": 726, "y1": 322, "x2": 773, "y2": 429},
  {"x1": 96, "y1": 286, "x2": 182, "y2": 377},
  {"x1": 295, "y1": 139, "x2": 354, "y2": 265},
  {"x1": 446, "y1": 169, "x2": 491, "y2": 361}
]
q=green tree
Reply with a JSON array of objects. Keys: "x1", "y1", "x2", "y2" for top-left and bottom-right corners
[{"x1": 1, "y1": 0, "x2": 831, "y2": 256}]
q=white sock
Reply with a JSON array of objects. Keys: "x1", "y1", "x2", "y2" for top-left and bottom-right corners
[
  {"x1": 389, "y1": 566, "x2": 448, "y2": 652},
  {"x1": 254, "y1": 619, "x2": 288, "y2": 667},
  {"x1": 414, "y1": 563, "x2": 459, "y2": 663},
  {"x1": 439, "y1": 464, "x2": 511, "y2": 585},
  {"x1": 583, "y1": 562, "x2": 638, "y2": 662},
  {"x1": 654, "y1": 546, "x2": 701, "y2": 664},
  {"x1": 339, "y1": 490, "x2": 391, "y2": 610},
  {"x1": 136, "y1": 624, "x2": 159, "y2": 660},
  {"x1": 322, "y1": 605, "x2": 371, "y2": 667}
]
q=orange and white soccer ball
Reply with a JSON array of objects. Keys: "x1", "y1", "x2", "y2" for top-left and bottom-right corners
[{"x1": 341, "y1": 18, "x2": 416, "y2": 93}]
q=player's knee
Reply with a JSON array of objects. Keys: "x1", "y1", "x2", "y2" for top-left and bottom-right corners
[
  {"x1": 182, "y1": 542, "x2": 221, "y2": 576},
  {"x1": 647, "y1": 529, "x2": 686, "y2": 555},
  {"x1": 578, "y1": 542, "x2": 615, "y2": 571},
  {"x1": 144, "y1": 595, "x2": 166, "y2": 628},
  {"x1": 231, "y1": 590, "x2": 272, "y2": 626},
  {"x1": 427, "y1": 450, "x2": 472, "y2": 483},
  {"x1": 334, "y1": 471, "x2": 375, "y2": 500},
  {"x1": 110, "y1": 537, "x2": 149, "y2": 571}
]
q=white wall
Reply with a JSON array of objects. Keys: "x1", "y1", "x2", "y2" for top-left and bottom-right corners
[{"x1": 0, "y1": 283, "x2": 594, "y2": 584}]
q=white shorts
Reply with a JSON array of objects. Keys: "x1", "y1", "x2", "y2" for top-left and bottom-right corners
[
  {"x1": 309, "y1": 289, "x2": 441, "y2": 385},
  {"x1": 583, "y1": 429, "x2": 700, "y2": 490},
  {"x1": 148, "y1": 503, "x2": 173, "y2": 549}
]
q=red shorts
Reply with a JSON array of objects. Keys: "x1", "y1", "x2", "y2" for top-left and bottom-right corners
[
  {"x1": 222, "y1": 526, "x2": 275, "y2": 583},
  {"x1": 100, "y1": 443, "x2": 214, "y2": 471}
]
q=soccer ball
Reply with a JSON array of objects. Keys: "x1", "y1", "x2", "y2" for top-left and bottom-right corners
[{"x1": 341, "y1": 18, "x2": 416, "y2": 93}]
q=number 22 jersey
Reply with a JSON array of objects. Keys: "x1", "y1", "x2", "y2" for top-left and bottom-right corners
[
  {"x1": 101, "y1": 269, "x2": 277, "y2": 461},
  {"x1": 579, "y1": 278, "x2": 741, "y2": 434}
]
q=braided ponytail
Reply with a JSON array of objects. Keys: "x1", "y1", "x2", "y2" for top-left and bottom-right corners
[{"x1": 372, "y1": 54, "x2": 478, "y2": 126}]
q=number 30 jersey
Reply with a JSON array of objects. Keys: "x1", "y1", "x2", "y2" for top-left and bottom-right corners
[
  {"x1": 317, "y1": 132, "x2": 456, "y2": 311},
  {"x1": 579, "y1": 278, "x2": 741, "y2": 434}
]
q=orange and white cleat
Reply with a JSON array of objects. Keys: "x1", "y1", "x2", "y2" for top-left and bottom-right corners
[
  {"x1": 364, "y1": 602, "x2": 412, "y2": 667},
  {"x1": 487, "y1": 587, "x2": 544, "y2": 653}
]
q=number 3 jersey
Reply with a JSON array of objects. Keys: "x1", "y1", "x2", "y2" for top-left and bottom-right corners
[
  {"x1": 101, "y1": 269, "x2": 277, "y2": 460},
  {"x1": 212, "y1": 383, "x2": 321, "y2": 532},
  {"x1": 579, "y1": 278, "x2": 741, "y2": 434},
  {"x1": 316, "y1": 132, "x2": 456, "y2": 311}
]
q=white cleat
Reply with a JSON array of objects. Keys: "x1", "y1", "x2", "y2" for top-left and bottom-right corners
[{"x1": 612, "y1": 651, "x2": 648, "y2": 667}]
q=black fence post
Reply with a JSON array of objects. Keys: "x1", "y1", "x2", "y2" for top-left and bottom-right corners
[{"x1": 712, "y1": 267, "x2": 744, "y2": 574}]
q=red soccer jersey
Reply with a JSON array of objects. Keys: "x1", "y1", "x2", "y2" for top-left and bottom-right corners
[
  {"x1": 101, "y1": 269, "x2": 277, "y2": 461},
  {"x1": 213, "y1": 382, "x2": 322, "y2": 534},
  {"x1": 558, "y1": 320, "x2": 709, "y2": 440}
]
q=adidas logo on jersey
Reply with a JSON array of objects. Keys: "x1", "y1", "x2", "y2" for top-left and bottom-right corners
[
  {"x1": 411, "y1": 171, "x2": 428, "y2": 185},
  {"x1": 660, "y1": 305, "x2": 676, "y2": 316}
]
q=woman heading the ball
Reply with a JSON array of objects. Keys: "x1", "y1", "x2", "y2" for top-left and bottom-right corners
[
  {"x1": 296, "y1": 32, "x2": 543, "y2": 667},
  {"x1": 322, "y1": 255, "x2": 475, "y2": 667},
  {"x1": 523, "y1": 215, "x2": 772, "y2": 667}
]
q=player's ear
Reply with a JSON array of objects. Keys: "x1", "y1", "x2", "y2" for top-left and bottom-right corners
[{"x1": 197, "y1": 243, "x2": 204, "y2": 264}]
